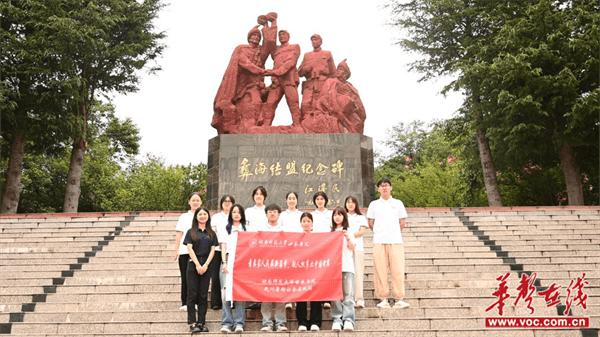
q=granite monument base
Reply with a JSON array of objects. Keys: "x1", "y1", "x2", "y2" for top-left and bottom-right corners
[{"x1": 206, "y1": 134, "x2": 374, "y2": 210}]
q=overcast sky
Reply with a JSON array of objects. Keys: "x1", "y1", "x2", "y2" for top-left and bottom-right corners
[{"x1": 112, "y1": 0, "x2": 464, "y2": 165}]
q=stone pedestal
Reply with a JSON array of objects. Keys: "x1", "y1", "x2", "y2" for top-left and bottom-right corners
[{"x1": 206, "y1": 134, "x2": 375, "y2": 210}]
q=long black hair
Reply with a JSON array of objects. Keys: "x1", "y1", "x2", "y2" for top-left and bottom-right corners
[
  {"x1": 344, "y1": 196, "x2": 363, "y2": 215},
  {"x1": 190, "y1": 207, "x2": 215, "y2": 241},
  {"x1": 226, "y1": 204, "x2": 247, "y2": 234},
  {"x1": 331, "y1": 206, "x2": 349, "y2": 232}
]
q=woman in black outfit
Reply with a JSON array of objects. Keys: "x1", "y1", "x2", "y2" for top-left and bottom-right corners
[{"x1": 183, "y1": 207, "x2": 218, "y2": 333}]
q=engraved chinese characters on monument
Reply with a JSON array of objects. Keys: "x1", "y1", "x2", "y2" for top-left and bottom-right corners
[{"x1": 207, "y1": 13, "x2": 373, "y2": 209}]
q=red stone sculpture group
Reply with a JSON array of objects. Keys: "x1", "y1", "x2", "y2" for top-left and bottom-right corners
[{"x1": 212, "y1": 13, "x2": 366, "y2": 135}]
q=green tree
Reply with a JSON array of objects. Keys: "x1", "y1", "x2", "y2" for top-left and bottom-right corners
[
  {"x1": 114, "y1": 157, "x2": 207, "y2": 211},
  {"x1": 0, "y1": 1, "x2": 71, "y2": 212},
  {"x1": 472, "y1": 0, "x2": 599, "y2": 204},
  {"x1": 33, "y1": 0, "x2": 165, "y2": 212}
]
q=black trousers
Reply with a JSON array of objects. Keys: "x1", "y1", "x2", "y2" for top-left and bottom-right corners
[
  {"x1": 178, "y1": 254, "x2": 189, "y2": 305},
  {"x1": 209, "y1": 252, "x2": 222, "y2": 307},
  {"x1": 296, "y1": 301, "x2": 322, "y2": 327},
  {"x1": 186, "y1": 259, "x2": 211, "y2": 325}
]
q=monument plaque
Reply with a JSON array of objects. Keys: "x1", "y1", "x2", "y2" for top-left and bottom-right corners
[
  {"x1": 206, "y1": 133, "x2": 374, "y2": 209},
  {"x1": 207, "y1": 12, "x2": 374, "y2": 210}
]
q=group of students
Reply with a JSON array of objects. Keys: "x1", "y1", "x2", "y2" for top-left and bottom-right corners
[{"x1": 174, "y1": 177, "x2": 409, "y2": 333}]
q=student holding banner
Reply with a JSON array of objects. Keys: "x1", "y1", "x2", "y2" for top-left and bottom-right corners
[
  {"x1": 173, "y1": 192, "x2": 202, "y2": 311},
  {"x1": 295, "y1": 212, "x2": 323, "y2": 332},
  {"x1": 331, "y1": 207, "x2": 356, "y2": 332},
  {"x1": 258, "y1": 204, "x2": 288, "y2": 332},
  {"x1": 219, "y1": 204, "x2": 247, "y2": 333},
  {"x1": 183, "y1": 208, "x2": 218, "y2": 333},
  {"x1": 345, "y1": 196, "x2": 368, "y2": 308}
]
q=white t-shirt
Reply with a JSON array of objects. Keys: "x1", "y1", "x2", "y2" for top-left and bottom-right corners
[
  {"x1": 311, "y1": 209, "x2": 332, "y2": 233},
  {"x1": 348, "y1": 213, "x2": 368, "y2": 252},
  {"x1": 245, "y1": 205, "x2": 267, "y2": 231},
  {"x1": 280, "y1": 209, "x2": 302, "y2": 232},
  {"x1": 335, "y1": 228, "x2": 355, "y2": 273},
  {"x1": 366, "y1": 197, "x2": 408, "y2": 244},
  {"x1": 211, "y1": 211, "x2": 228, "y2": 251},
  {"x1": 175, "y1": 211, "x2": 194, "y2": 255},
  {"x1": 257, "y1": 221, "x2": 284, "y2": 232}
]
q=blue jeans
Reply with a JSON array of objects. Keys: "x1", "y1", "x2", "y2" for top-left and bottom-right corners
[
  {"x1": 332, "y1": 272, "x2": 355, "y2": 325},
  {"x1": 220, "y1": 267, "x2": 245, "y2": 328},
  {"x1": 261, "y1": 302, "x2": 286, "y2": 327},
  {"x1": 221, "y1": 300, "x2": 245, "y2": 328}
]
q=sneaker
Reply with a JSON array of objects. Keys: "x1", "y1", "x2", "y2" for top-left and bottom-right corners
[
  {"x1": 355, "y1": 300, "x2": 365, "y2": 308},
  {"x1": 298, "y1": 325, "x2": 307, "y2": 331},
  {"x1": 260, "y1": 325, "x2": 272, "y2": 332},
  {"x1": 343, "y1": 321, "x2": 355, "y2": 331},
  {"x1": 197, "y1": 324, "x2": 209, "y2": 332},
  {"x1": 393, "y1": 300, "x2": 410, "y2": 309},
  {"x1": 220, "y1": 326, "x2": 232, "y2": 333},
  {"x1": 376, "y1": 299, "x2": 390, "y2": 308},
  {"x1": 190, "y1": 324, "x2": 201, "y2": 333},
  {"x1": 234, "y1": 325, "x2": 244, "y2": 333},
  {"x1": 285, "y1": 302, "x2": 293, "y2": 310},
  {"x1": 179, "y1": 305, "x2": 187, "y2": 311},
  {"x1": 332, "y1": 322, "x2": 342, "y2": 332},
  {"x1": 276, "y1": 325, "x2": 288, "y2": 332},
  {"x1": 323, "y1": 302, "x2": 331, "y2": 309},
  {"x1": 310, "y1": 324, "x2": 320, "y2": 331}
]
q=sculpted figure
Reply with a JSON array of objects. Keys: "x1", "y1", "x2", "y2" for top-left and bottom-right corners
[
  {"x1": 297, "y1": 34, "x2": 336, "y2": 121},
  {"x1": 263, "y1": 30, "x2": 301, "y2": 126},
  {"x1": 212, "y1": 13, "x2": 277, "y2": 134},
  {"x1": 316, "y1": 60, "x2": 366, "y2": 133}
]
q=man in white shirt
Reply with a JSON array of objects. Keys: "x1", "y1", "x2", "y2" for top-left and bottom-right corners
[
  {"x1": 258, "y1": 204, "x2": 288, "y2": 332},
  {"x1": 366, "y1": 177, "x2": 409, "y2": 309}
]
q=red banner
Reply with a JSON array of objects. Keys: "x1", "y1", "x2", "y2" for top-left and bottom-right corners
[{"x1": 232, "y1": 231, "x2": 343, "y2": 302}]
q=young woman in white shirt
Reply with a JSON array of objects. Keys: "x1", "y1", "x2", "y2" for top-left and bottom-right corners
[
  {"x1": 295, "y1": 212, "x2": 323, "y2": 332},
  {"x1": 209, "y1": 195, "x2": 235, "y2": 310},
  {"x1": 219, "y1": 204, "x2": 247, "y2": 333},
  {"x1": 173, "y1": 192, "x2": 202, "y2": 311},
  {"x1": 245, "y1": 185, "x2": 268, "y2": 230},
  {"x1": 344, "y1": 196, "x2": 368, "y2": 308},
  {"x1": 331, "y1": 207, "x2": 356, "y2": 332},
  {"x1": 279, "y1": 192, "x2": 302, "y2": 233},
  {"x1": 311, "y1": 191, "x2": 332, "y2": 233}
]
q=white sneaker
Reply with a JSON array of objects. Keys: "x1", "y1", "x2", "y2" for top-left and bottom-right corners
[
  {"x1": 220, "y1": 325, "x2": 232, "y2": 333},
  {"x1": 376, "y1": 299, "x2": 390, "y2": 308},
  {"x1": 260, "y1": 325, "x2": 272, "y2": 332},
  {"x1": 343, "y1": 321, "x2": 355, "y2": 331},
  {"x1": 276, "y1": 325, "x2": 288, "y2": 332},
  {"x1": 179, "y1": 305, "x2": 187, "y2": 311},
  {"x1": 298, "y1": 325, "x2": 307, "y2": 331},
  {"x1": 332, "y1": 322, "x2": 342, "y2": 332},
  {"x1": 323, "y1": 302, "x2": 331, "y2": 309},
  {"x1": 234, "y1": 325, "x2": 244, "y2": 332},
  {"x1": 285, "y1": 302, "x2": 293, "y2": 310},
  {"x1": 310, "y1": 324, "x2": 320, "y2": 331},
  {"x1": 355, "y1": 300, "x2": 365, "y2": 308},
  {"x1": 393, "y1": 300, "x2": 410, "y2": 309}
]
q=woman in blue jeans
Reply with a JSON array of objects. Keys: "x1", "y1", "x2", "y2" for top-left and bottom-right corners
[
  {"x1": 219, "y1": 204, "x2": 247, "y2": 333},
  {"x1": 330, "y1": 207, "x2": 356, "y2": 331}
]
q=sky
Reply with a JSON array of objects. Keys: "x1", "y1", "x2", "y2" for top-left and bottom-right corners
[{"x1": 112, "y1": 0, "x2": 464, "y2": 166}]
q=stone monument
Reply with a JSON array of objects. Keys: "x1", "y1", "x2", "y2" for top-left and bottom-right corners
[{"x1": 207, "y1": 13, "x2": 373, "y2": 209}]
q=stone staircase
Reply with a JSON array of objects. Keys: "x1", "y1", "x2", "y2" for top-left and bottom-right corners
[{"x1": 0, "y1": 208, "x2": 598, "y2": 336}]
